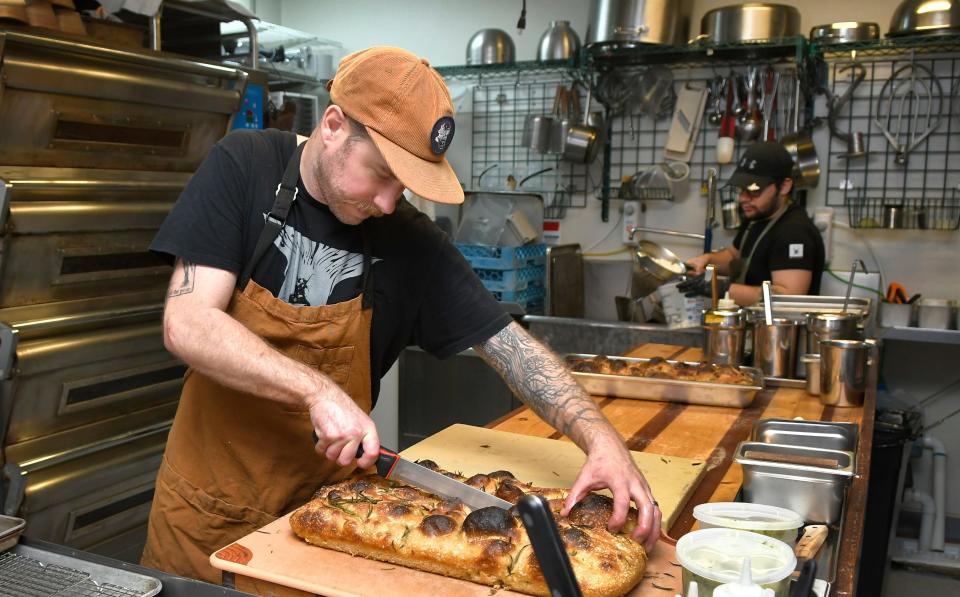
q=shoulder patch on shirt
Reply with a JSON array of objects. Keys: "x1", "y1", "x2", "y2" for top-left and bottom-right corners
[{"x1": 789, "y1": 243, "x2": 804, "y2": 258}]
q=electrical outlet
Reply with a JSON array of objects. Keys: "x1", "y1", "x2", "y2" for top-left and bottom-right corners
[
  {"x1": 814, "y1": 207, "x2": 835, "y2": 265},
  {"x1": 623, "y1": 200, "x2": 641, "y2": 244}
]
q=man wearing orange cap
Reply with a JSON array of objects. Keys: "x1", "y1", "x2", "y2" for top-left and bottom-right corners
[{"x1": 141, "y1": 47, "x2": 660, "y2": 582}]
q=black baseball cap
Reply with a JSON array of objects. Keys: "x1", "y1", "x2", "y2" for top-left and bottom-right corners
[{"x1": 726, "y1": 141, "x2": 795, "y2": 192}]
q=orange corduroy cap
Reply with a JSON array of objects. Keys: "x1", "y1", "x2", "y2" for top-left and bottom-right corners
[{"x1": 328, "y1": 46, "x2": 463, "y2": 205}]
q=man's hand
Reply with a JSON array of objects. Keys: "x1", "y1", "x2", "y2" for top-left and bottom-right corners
[
  {"x1": 677, "y1": 273, "x2": 730, "y2": 299},
  {"x1": 684, "y1": 253, "x2": 712, "y2": 276},
  {"x1": 474, "y1": 322, "x2": 662, "y2": 551},
  {"x1": 306, "y1": 381, "x2": 380, "y2": 470},
  {"x1": 561, "y1": 437, "x2": 661, "y2": 552}
]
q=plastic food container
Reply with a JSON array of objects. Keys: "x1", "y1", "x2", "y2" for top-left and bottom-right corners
[
  {"x1": 693, "y1": 502, "x2": 804, "y2": 546},
  {"x1": 676, "y1": 528, "x2": 797, "y2": 597}
]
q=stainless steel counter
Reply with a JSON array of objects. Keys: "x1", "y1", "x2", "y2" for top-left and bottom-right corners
[{"x1": 524, "y1": 315, "x2": 703, "y2": 356}]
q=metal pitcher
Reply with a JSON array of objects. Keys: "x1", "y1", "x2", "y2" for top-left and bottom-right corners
[
  {"x1": 820, "y1": 339, "x2": 871, "y2": 407},
  {"x1": 703, "y1": 308, "x2": 746, "y2": 365},
  {"x1": 753, "y1": 318, "x2": 799, "y2": 378}
]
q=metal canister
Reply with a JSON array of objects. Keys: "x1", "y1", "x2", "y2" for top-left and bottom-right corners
[
  {"x1": 753, "y1": 318, "x2": 800, "y2": 378},
  {"x1": 820, "y1": 339, "x2": 871, "y2": 407},
  {"x1": 803, "y1": 354, "x2": 821, "y2": 395},
  {"x1": 806, "y1": 313, "x2": 860, "y2": 354},
  {"x1": 702, "y1": 308, "x2": 746, "y2": 365}
]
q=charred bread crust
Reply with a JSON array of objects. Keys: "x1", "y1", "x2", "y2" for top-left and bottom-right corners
[{"x1": 289, "y1": 470, "x2": 645, "y2": 597}]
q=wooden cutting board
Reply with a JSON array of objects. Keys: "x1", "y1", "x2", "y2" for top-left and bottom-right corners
[
  {"x1": 210, "y1": 425, "x2": 705, "y2": 596},
  {"x1": 212, "y1": 515, "x2": 684, "y2": 597},
  {"x1": 400, "y1": 425, "x2": 705, "y2": 530}
]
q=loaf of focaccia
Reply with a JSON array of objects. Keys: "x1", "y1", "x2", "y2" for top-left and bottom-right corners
[{"x1": 289, "y1": 461, "x2": 646, "y2": 597}]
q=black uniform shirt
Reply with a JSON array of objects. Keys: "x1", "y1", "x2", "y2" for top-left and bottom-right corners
[
  {"x1": 150, "y1": 129, "x2": 512, "y2": 404},
  {"x1": 733, "y1": 202, "x2": 825, "y2": 294}
]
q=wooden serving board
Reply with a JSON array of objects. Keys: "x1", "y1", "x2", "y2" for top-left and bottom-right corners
[{"x1": 210, "y1": 425, "x2": 704, "y2": 596}]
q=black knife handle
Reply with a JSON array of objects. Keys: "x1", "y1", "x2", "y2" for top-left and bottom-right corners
[
  {"x1": 517, "y1": 494, "x2": 583, "y2": 597},
  {"x1": 310, "y1": 432, "x2": 398, "y2": 478},
  {"x1": 356, "y1": 444, "x2": 400, "y2": 478},
  {"x1": 790, "y1": 559, "x2": 817, "y2": 597}
]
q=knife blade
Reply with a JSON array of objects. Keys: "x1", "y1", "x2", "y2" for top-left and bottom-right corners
[
  {"x1": 361, "y1": 445, "x2": 513, "y2": 512},
  {"x1": 310, "y1": 433, "x2": 513, "y2": 511}
]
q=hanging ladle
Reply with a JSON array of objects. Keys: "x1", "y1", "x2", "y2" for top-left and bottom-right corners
[{"x1": 842, "y1": 259, "x2": 867, "y2": 313}]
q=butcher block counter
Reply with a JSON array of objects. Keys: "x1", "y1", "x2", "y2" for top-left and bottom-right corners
[
  {"x1": 212, "y1": 342, "x2": 874, "y2": 597},
  {"x1": 490, "y1": 342, "x2": 875, "y2": 597}
]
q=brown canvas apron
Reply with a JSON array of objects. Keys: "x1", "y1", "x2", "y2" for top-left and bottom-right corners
[{"x1": 141, "y1": 142, "x2": 374, "y2": 583}]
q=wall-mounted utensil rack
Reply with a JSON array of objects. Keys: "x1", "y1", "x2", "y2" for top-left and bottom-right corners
[{"x1": 816, "y1": 36, "x2": 960, "y2": 230}]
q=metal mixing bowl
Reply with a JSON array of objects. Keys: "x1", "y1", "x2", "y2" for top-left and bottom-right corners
[
  {"x1": 889, "y1": 0, "x2": 960, "y2": 37},
  {"x1": 466, "y1": 29, "x2": 515, "y2": 65}
]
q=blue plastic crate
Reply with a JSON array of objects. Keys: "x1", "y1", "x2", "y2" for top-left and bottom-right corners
[
  {"x1": 475, "y1": 265, "x2": 545, "y2": 292},
  {"x1": 456, "y1": 243, "x2": 547, "y2": 270},
  {"x1": 490, "y1": 283, "x2": 546, "y2": 303}
]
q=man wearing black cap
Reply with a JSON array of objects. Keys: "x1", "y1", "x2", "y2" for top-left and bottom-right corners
[{"x1": 681, "y1": 141, "x2": 825, "y2": 305}]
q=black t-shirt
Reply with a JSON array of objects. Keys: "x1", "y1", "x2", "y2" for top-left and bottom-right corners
[
  {"x1": 150, "y1": 129, "x2": 511, "y2": 404},
  {"x1": 732, "y1": 202, "x2": 825, "y2": 294}
]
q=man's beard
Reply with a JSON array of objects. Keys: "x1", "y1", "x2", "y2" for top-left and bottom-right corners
[
  {"x1": 312, "y1": 145, "x2": 383, "y2": 225},
  {"x1": 745, "y1": 196, "x2": 783, "y2": 221}
]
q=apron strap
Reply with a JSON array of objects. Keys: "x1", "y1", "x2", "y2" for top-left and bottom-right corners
[
  {"x1": 360, "y1": 223, "x2": 374, "y2": 309},
  {"x1": 734, "y1": 201, "x2": 791, "y2": 285},
  {"x1": 240, "y1": 141, "x2": 306, "y2": 289}
]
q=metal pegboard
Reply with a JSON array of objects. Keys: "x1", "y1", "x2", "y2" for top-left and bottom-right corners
[
  {"x1": 821, "y1": 51, "x2": 960, "y2": 226},
  {"x1": 605, "y1": 65, "x2": 801, "y2": 198},
  {"x1": 469, "y1": 71, "x2": 592, "y2": 219}
]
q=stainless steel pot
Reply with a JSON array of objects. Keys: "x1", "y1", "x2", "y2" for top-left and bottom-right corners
[
  {"x1": 585, "y1": 0, "x2": 691, "y2": 48},
  {"x1": 889, "y1": 0, "x2": 960, "y2": 37},
  {"x1": 809, "y1": 21, "x2": 880, "y2": 44},
  {"x1": 466, "y1": 29, "x2": 515, "y2": 65},
  {"x1": 562, "y1": 87, "x2": 604, "y2": 164},
  {"x1": 696, "y1": 3, "x2": 800, "y2": 44},
  {"x1": 781, "y1": 131, "x2": 821, "y2": 189}
]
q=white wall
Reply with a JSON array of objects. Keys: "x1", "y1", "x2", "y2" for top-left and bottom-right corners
[{"x1": 263, "y1": 0, "x2": 960, "y2": 521}]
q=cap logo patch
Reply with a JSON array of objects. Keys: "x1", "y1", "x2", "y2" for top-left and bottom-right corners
[
  {"x1": 747, "y1": 182, "x2": 761, "y2": 191},
  {"x1": 430, "y1": 116, "x2": 455, "y2": 155}
]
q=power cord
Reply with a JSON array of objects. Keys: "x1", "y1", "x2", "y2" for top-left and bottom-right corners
[{"x1": 516, "y1": 0, "x2": 526, "y2": 32}]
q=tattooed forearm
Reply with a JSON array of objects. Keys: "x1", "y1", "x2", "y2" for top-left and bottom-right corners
[
  {"x1": 168, "y1": 259, "x2": 197, "y2": 298},
  {"x1": 474, "y1": 322, "x2": 607, "y2": 444}
]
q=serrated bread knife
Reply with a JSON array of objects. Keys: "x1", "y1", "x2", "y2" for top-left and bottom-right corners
[{"x1": 311, "y1": 433, "x2": 512, "y2": 511}]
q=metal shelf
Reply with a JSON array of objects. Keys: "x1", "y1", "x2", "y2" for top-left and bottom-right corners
[
  {"x1": 434, "y1": 59, "x2": 579, "y2": 80},
  {"x1": 814, "y1": 33, "x2": 960, "y2": 59},
  {"x1": 586, "y1": 37, "x2": 807, "y2": 69},
  {"x1": 878, "y1": 327, "x2": 960, "y2": 345}
]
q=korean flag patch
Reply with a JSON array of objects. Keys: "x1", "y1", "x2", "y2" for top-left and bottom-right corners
[{"x1": 789, "y1": 243, "x2": 804, "y2": 258}]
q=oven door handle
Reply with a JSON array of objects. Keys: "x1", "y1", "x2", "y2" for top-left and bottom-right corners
[
  {"x1": 2, "y1": 462, "x2": 25, "y2": 516},
  {"x1": 0, "y1": 323, "x2": 18, "y2": 380}
]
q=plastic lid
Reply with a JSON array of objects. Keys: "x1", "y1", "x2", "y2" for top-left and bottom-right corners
[
  {"x1": 718, "y1": 292, "x2": 737, "y2": 310},
  {"x1": 676, "y1": 528, "x2": 797, "y2": 586},
  {"x1": 693, "y1": 502, "x2": 803, "y2": 533},
  {"x1": 713, "y1": 558, "x2": 775, "y2": 597}
]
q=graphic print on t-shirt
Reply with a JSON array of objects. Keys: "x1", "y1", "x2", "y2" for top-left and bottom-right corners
[{"x1": 272, "y1": 217, "x2": 365, "y2": 306}]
